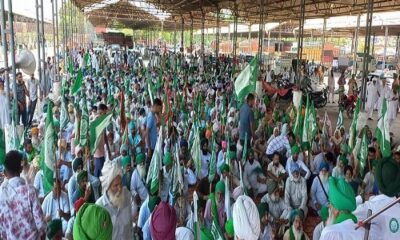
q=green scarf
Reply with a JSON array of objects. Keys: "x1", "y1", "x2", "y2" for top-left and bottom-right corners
[
  {"x1": 334, "y1": 212, "x2": 358, "y2": 224},
  {"x1": 289, "y1": 226, "x2": 306, "y2": 240}
]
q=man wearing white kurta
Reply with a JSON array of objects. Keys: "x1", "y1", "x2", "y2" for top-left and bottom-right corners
[
  {"x1": 41, "y1": 180, "x2": 70, "y2": 233},
  {"x1": 285, "y1": 164, "x2": 308, "y2": 217},
  {"x1": 130, "y1": 153, "x2": 148, "y2": 203},
  {"x1": 387, "y1": 88, "x2": 399, "y2": 128},
  {"x1": 96, "y1": 160, "x2": 134, "y2": 240},
  {"x1": 377, "y1": 78, "x2": 390, "y2": 113},
  {"x1": 366, "y1": 79, "x2": 379, "y2": 120},
  {"x1": 243, "y1": 153, "x2": 267, "y2": 195}
]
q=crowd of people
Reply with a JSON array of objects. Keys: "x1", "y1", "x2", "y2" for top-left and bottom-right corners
[{"x1": 0, "y1": 46, "x2": 400, "y2": 240}]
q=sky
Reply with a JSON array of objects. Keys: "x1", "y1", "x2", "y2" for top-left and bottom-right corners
[{"x1": 5, "y1": 0, "x2": 61, "y2": 22}]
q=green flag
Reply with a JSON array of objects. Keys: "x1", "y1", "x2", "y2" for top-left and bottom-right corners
[
  {"x1": 60, "y1": 97, "x2": 69, "y2": 130},
  {"x1": 146, "y1": 127, "x2": 163, "y2": 195},
  {"x1": 0, "y1": 128, "x2": 5, "y2": 165},
  {"x1": 89, "y1": 112, "x2": 113, "y2": 154},
  {"x1": 349, "y1": 99, "x2": 361, "y2": 150},
  {"x1": 68, "y1": 57, "x2": 74, "y2": 75},
  {"x1": 71, "y1": 69, "x2": 83, "y2": 95},
  {"x1": 191, "y1": 126, "x2": 202, "y2": 178},
  {"x1": 359, "y1": 129, "x2": 368, "y2": 177},
  {"x1": 293, "y1": 96, "x2": 303, "y2": 137},
  {"x1": 309, "y1": 101, "x2": 317, "y2": 142},
  {"x1": 234, "y1": 57, "x2": 258, "y2": 101},
  {"x1": 336, "y1": 108, "x2": 344, "y2": 130},
  {"x1": 210, "y1": 193, "x2": 225, "y2": 240},
  {"x1": 208, "y1": 133, "x2": 217, "y2": 182},
  {"x1": 80, "y1": 99, "x2": 89, "y2": 147},
  {"x1": 41, "y1": 101, "x2": 56, "y2": 194},
  {"x1": 301, "y1": 95, "x2": 310, "y2": 149},
  {"x1": 83, "y1": 52, "x2": 90, "y2": 67},
  {"x1": 375, "y1": 100, "x2": 391, "y2": 158}
]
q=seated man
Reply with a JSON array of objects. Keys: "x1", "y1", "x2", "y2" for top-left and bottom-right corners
[
  {"x1": 283, "y1": 209, "x2": 310, "y2": 240},
  {"x1": 285, "y1": 163, "x2": 308, "y2": 217},
  {"x1": 309, "y1": 162, "x2": 330, "y2": 212},
  {"x1": 286, "y1": 146, "x2": 311, "y2": 180}
]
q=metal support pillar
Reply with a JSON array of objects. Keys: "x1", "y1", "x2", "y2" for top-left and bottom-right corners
[
  {"x1": 55, "y1": 0, "x2": 60, "y2": 81},
  {"x1": 62, "y1": 0, "x2": 67, "y2": 69},
  {"x1": 258, "y1": 0, "x2": 265, "y2": 64},
  {"x1": 278, "y1": 22, "x2": 282, "y2": 53},
  {"x1": 233, "y1": 2, "x2": 238, "y2": 71},
  {"x1": 180, "y1": 16, "x2": 184, "y2": 52},
  {"x1": 296, "y1": 0, "x2": 306, "y2": 84},
  {"x1": 321, "y1": 18, "x2": 327, "y2": 65},
  {"x1": 201, "y1": 10, "x2": 205, "y2": 69},
  {"x1": 0, "y1": 0, "x2": 10, "y2": 105},
  {"x1": 383, "y1": 26, "x2": 389, "y2": 70},
  {"x1": 40, "y1": 0, "x2": 46, "y2": 96},
  {"x1": 361, "y1": 0, "x2": 374, "y2": 110},
  {"x1": 35, "y1": 0, "x2": 42, "y2": 97},
  {"x1": 353, "y1": 15, "x2": 361, "y2": 75},
  {"x1": 7, "y1": 0, "x2": 17, "y2": 123},
  {"x1": 190, "y1": 14, "x2": 193, "y2": 54},
  {"x1": 371, "y1": 33, "x2": 376, "y2": 56},
  {"x1": 174, "y1": 20, "x2": 177, "y2": 54},
  {"x1": 396, "y1": 33, "x2": 400, "y2": 63},
  {"x1": 216, "y1": 8, "x2": 220, "y2": 58},
  {"x1": 248, "y1": 24, "x2": 251, "y2": 54},
  {"x1": 51, "y1": 0, "x2": 58, "y2": 82}
]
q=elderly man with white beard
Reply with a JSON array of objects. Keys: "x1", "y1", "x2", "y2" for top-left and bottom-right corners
[
  {"x1": 96, "y1": 160, "x2": 135, "y2": 239},
  {"x1": 283, "y1": 209, "x2": 310, "y2": 240},
  {"x1": 309, "y1": 162, "x2": 330, "y2": 212},
  {"x1": 261, "y1": 180, "x2": 290, "y2": 236},
  {"x1": 285, "y1": 163, "x2": 308, "y2": 217},
  {"x1": 130, "y1": 152, "x2": 148, "y2": 205}
]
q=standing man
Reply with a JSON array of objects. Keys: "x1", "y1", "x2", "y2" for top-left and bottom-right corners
[
  {"x1": 94, "y1": 103, "x2": 108, "y2": 177},
  {"x1": 27, "y1": 73, "x2": 40, "y2": 126},
  {"x1": 15, "y1": 72, "x2": 29, "y2": 126},
  {"x1": 145, "y1": 98, "x2": 163, "y2": 160},
  {"x1": 0, "y1": 78, "x2": 10, "y2": 129},
  {"x1": 366, "y1": 78, "x2": 379, "y2": 120},
  {"x1": 0, "y1": 150, "x2": 47, "y2": 239},
  {"x1": 239, "y1": 93, "x2": 255, "y2": 147}
]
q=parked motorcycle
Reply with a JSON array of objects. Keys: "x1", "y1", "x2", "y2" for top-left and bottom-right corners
[
  {"x1": 339, "y1": 90, "x2": 359, "y2": 118},
  {"x1": 301, "y1": 78, "x2": 328, "y2": 108}
]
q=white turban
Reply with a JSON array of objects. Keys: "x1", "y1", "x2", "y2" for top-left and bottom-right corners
[
  {"x1": 175, "y1": 227, "x2": 194, "y2": 240},
  {"x1": 232, "y1": 186, "x2": 243, "y2": 200},
  {"x1": 100, "y1": 160, "x2": 123, "y2": 194},
  {"x1": 232, "y1": 195, "x2": 260, "y2": 240}
]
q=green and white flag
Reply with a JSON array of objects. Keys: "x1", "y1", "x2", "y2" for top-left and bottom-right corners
[
  {"x1": 301, "y1": 95, "x2": 310, "y2": 149},
  {"x1": 309, "y1": 102, "x2": 317, "y2": 142},
  {"x1": 193, "y1": 191, "x2": 201, "y2": 240},
  {"x1": 208, "y1": 133, "x2": 217, "y2": 182},
  {"x1": 210, "y1": 193, "x2": 226, "y2": 240},
  {"x1": 359, "y1": 129, "x2": 368, "y2": 177},
  {"x1": 349, "y1": 99, "x2": 361, "y2": 150},
  {"x1": 146, "y1": 127, "x2": 163, "y2": 195},
  {"x1": 234, "y1": 57, "x2": 258, "y2": 101},
  {"x1": 60, "y1": 97, "x2": 69, "y2": 130},
  {"x1": 293, "y1": 96, "x2": 303, "y2": 137},
  {"x1": 336, "y1": 108, "x2": 344, "y2": 130},
  {"x1": 0, "y1": 129, "x2": 5, "y2": 165},
  {"x1": 71, "y1": 69, "x2": 83, "y2": 95},
  {"x1": 89, "y1": 112, "x2": 113, "y2": 154},
  {"x1": 41, "y1": 101, "x2": 56, "y2": 194},
  {"x1": 375, "y1": 100, "x2": 391, "y2": 158},
  {"x1": 80, "y1": 98, "x2": 89, "y2": 147},
  {"x1": 191, "y1": 126, "x2": 202, "y2": 178}
]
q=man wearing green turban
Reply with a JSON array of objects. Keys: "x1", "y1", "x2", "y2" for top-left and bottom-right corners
[
  {"x1": 160, "y1": 151, "x2": 173, "y2": 202},
  {"x1": 283, "y1": 209, "x2": 309, "y2": 240},
  {"x1": 204, "y1": 180, "x2": 226, "y2": 230},
  {"x1": 72, "y1": 170, "x2": 95, "y2": 205},
  {"x1": 47, "y1": 219, "x2": 62, "y2": 240},
  {"x1": 130, "y1": 152, "x2": 148, "y2": 204},
  {"x1": 313, "y1": 206, "x2": 329, "y2": 240},
  {"x1": 258, "y1": 202, "x2": 273, "y2": 240},
  {"x1": 286, "y1": 145, "x2": 311, "y2": 180},
  {"x1": 73, "y1": 203, "x2": 112, "y2": 240}
]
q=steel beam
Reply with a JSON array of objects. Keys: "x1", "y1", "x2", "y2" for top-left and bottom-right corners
[
  {"x1": 0, "y1": 0, "x2": 10, "y2": 105},
  {"x1": 258, "y1": 0, "x2": 265, "y2": 65},
  {"x1": 361, "y1": 0, "x2": 374, "y2": 110},
  {"x1": 383, "y1": 26, "x2": 388, "y2": 70},
  {"x1": 321, "y1": 17, "x2": 327, "y2": 65},
  {"x1": 7, "y1": 0, "x2": 17, "y2": 123},
  {"x1": 296, "y1": 0, "x2": 306, "y2": 84},
  {"x1": 181, "y1": 16, "x2": 184, "y2": 52},
  {"x1": 352, "y1": 14, "x2": 361, "y2": 75}
]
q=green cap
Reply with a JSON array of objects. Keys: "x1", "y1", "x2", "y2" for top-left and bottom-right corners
[{"x1": 135, "y1": 153, "x2": 145, "y2": 164}]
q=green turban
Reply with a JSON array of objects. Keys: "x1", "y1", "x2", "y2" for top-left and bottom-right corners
[
  {"x1": 215, "y1": 180, "x2": 225, "y2": 194},
  {"x1": 225, "y1": 218, "x2": 235, "y2": 237},
  {"x1": 136, "y1": 153, "x2": 145, "y2": 164},
  {"x1": 339, "y1": 155, "x2": 348, "y2": 166},
  {"x1": 291, "y1": 145, "x2": 300, "y2": 155},
  {"x1": 163, "y1": 152, "x2": 172, "y2": 166},
  {"x1": 376, "y1": 157, "x2": 400, "y2": 197},
  {"x1": 228, "y1": 151, "x2": 236, "y2": 160},
  {"x1": 219, "y1": 163, "x2": 230, "y2": 174},
  {"x1": 47, "y1": 219, "x2": 62, "y2": 239},
  {"x1": 77, "y1": 170, "x2": 88, "y2": 184},
  {"x1": 319, "y1": 205, "x2": 329, "y2": 222},
  {"x1": 289, "y1": 209, "x2": 304, "y2": 225},
  {"x1": 200, "y1": 228, "x2": 213, "y2": 240},
  {"x1": 267, "y1": 180, "x2": 278, "y2": 195},
  {"x1": 73, "y1": 203, "x2": 112, "y2": 240},
  {"x1": 121, "y1": 156, "x2": 131, "y2": 168},
  {"x1": 148, "y1": 195, "x2": 161, "y2": 213},
  {"x1": 328, "y1": 177, "x2": 356, "y2": 212},
  {"x1": 258, "y1": 202, "x2": 269, "y2": 220}
]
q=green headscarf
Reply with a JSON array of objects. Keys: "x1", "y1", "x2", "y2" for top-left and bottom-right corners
[
  {"x1": 339, "y1": 155, "x2": 348, "y2": 166},
  {"x1": 47, "y1": 219, "x2": 62, "y2": 239},
  {"x1": 77, "y1": 170, "x2": 88, "y2": 184},
  {"x1": 376, "y1": 157, "x2": 400, "y2": 197},
  {"x1": 289, "y1": 209, "x2": 304, "y2": 225},
  {"x1": 121, "y1": 156, "x2": 131, "y2": 168},
  {"x1": 73, "y1": 203, "x2": 112, "y2": 240},
  {"x1": 136, "y1": 153, "x2": 145, "y2": 164},
  {"x1": 219, "y1": 163, "x2": 230, "y2": 174},
  {"x1": 291, "y1": 145, "x2": 300, "y2": 155},
  {"x1": 215, "y1": 180, "x2": 225, "y2": 194}
]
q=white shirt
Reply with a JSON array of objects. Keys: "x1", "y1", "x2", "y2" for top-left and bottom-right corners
[
  {"x1": 200, "y1": 152, "x2": 211, "y2": 179},
  {"x1": 41, "y1": 191, "x2": 70, "y2": 232},
  {"x1": 27, "y1": 78, "x2": 39, "y2": 101}
]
